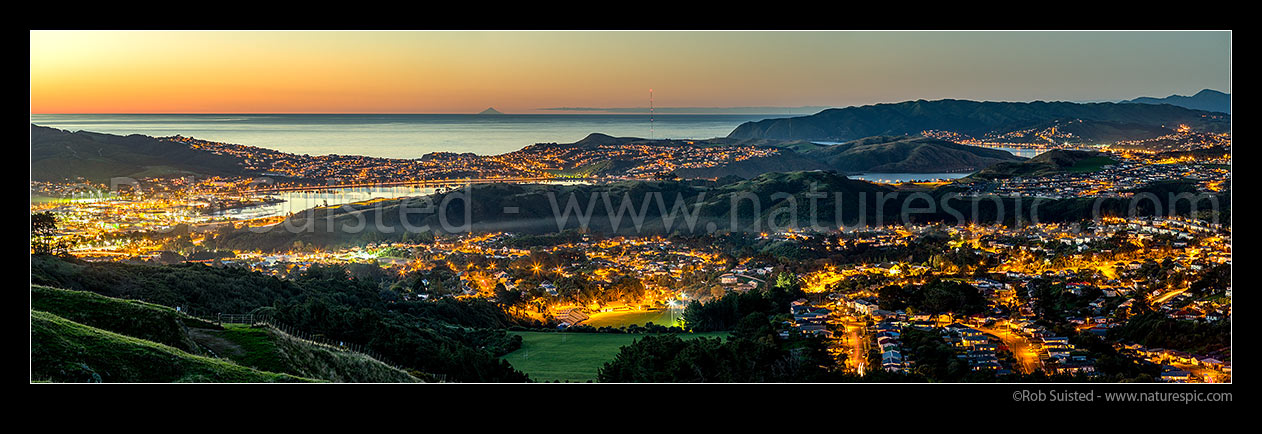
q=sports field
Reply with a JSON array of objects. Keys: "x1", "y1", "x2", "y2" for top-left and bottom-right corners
[
  {"x1": 502, "y1": 331, "x2": 727, "y2": 382},
  {"x1": 581, "y1": 308, "x2": 684, "y2": 328}
]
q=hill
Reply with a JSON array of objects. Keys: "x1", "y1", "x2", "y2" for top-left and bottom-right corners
[
  {"x1": 226, "y1": 166, "x2": 1230, "y2": 250},
  {"x1": 190, "y1": 324, "x2": 421, "y2": 383},
  {"x1": 963, "y1": 149, "x2": 1118, "y2": 181},
  {"x1": 540, "y1": 133, "x2": 1018, "y2": 178},
  {"x1": 671, "y1": 150, "x2": 829, "y2": 179},
  {"x1": 798, "y1": 135, "x2": 1024, "y2": 173},
  {"x1": 30, "y1": 124, "x2": 248, "y2": 182},
  {"x1": 30, "y1": 256, "x2": 532, "y2": 382},
  {"x1": 534, "y1": 133, "x2": 838, "y2": 179},
  {"x1": 31, "y1": 310, "x2": 310, "y2": 383},
  {"x1": 547, "y1": 159, "x2": 642, "y2": 178},
  {"x1": 31, "y1": 285, "x2": 211, "y2": 354},
  {"x1": 478, "y1": 107, "x2": 505, "y2": 115},
  {"x1": 726, "y1": 99, "x2": 1230, "y2": 144},
  {"x1": 30, "y1": 285, "x2": 420, "y2": 382},
  {"x1": 1124, "y1": 89, "x2": 1231, "y2": 114},
  {"x1": 214, "y1": 171, "x2": 900, "y2": 250}
]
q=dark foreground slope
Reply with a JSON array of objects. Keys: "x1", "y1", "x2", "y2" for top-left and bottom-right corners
[
  {"x1": 32, "y1": 285, "x2": 210, "y2": 354},
  {"x1": 31, "y1": 285, "x2": 419, "y2": 383},
  {"x1": 31, "y1": 310, "x2": 309, "y2": 383},
  {"x1": 189, "y1": 324, "x2": 420, "y2": 383},
  {"x1": 31, "y1": 256, "x2": 532, "y2": 382}
]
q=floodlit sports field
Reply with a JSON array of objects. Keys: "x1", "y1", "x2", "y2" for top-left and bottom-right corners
[
  {"x1": 581, "y1": 308, "x2": 685, "y2": 328},
  {"x1": 502, "y1": 331, "x2": 728, "y2": 382}
]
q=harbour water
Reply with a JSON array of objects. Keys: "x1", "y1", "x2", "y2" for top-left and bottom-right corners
[
  {"x1": 214, "y1": 185, "x2": 443, "y2": 220},
  {"x1": 984, "y1": 146, "x2": 1046, "y2": 158},
  {"x1": 31, "y1": 114, "x2": 1048, "y2": 160},
  {"x1": 848, "y1": 173, "x2": 971, "y2": 184},
  {"x1": 30, "y1": 113, "x2": 786, "y2": 159},
  {"x1": 215, "y1": 180, "x2": 592, "y2": 220}
]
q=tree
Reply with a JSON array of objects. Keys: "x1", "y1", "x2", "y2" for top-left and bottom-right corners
[
  {"x1": 494, "y1": 283, "x2": 522, "y2": 307},
  {"x1": 31, "y1": 212, "x2": 69, "y2": 255},
  {"x1": 775, "y1": 272, "x2": 796, "y2": 290}
]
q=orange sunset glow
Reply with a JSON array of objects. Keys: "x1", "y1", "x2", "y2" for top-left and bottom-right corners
[{"x1": 31, "y1": 30, "x2": 1230, "y2": 114}]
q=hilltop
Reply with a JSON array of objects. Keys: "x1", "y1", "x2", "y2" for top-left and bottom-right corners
[
  {"x1": 32, "y1": 285, "x2": 212, "y2": 354},
  {"x1": 521, "y1": 133, "x2": 831, "y2": 179},
  {"x1": 799, "y1": 135, "x2": 1024, "y2": 174},
  {"x1": 963, "y1": 149, "x2": 1118, "y2": 181},
  {"x1": 31, "y1": 308, "x2": 309, "y2": 383},
  {"x1": 30, "y1": 125, "x2": 249, "y2": 183},
  {"x1": 727, "y1": 99, "x2": 1230, "y2": 144},
  {"x1": 530, "y1": 133, "x2": 1020, "y2": 179}
]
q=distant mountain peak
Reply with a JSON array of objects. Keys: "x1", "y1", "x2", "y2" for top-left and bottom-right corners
[{"x1": 477, "y1": 107, "x2": 504, "y2": 115}]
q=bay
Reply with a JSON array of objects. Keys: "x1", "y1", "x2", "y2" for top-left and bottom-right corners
[{"x1": 29, "y1": 113, "x2": 784, "y2": 159}]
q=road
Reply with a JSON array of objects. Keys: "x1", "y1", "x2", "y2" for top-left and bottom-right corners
[
  {"x1": 1151, "y1": 287, "x2": 1189, "y2": 306},
  {"x1": 1172, "y1": 362, "x2": 1230, "y2": 383},
  {"x1": 976, "y1": 322, "x2": 1043, "y2": 374},
  {"x1": 837, "y1": 317, "x2": 868, "y2": 376}
]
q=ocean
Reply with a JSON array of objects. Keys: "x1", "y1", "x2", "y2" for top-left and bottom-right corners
[{"x1": 29, "y1": 113, "x2": 787, "y2": 159}]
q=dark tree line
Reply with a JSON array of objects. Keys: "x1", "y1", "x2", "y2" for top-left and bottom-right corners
[
  {"x1": 597, "y1": 312, "x2": 846, "y2": 382},
  {"x1": 682, "y1": 274, "x2": 805, "y2": 332},
  {"x1": 877, "y1": 278, "x2": 987, "y2": 315}
]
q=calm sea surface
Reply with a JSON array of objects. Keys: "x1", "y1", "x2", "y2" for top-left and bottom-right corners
[
  {"x1": 848, "y1": 173, "x2": 972, "y2": 184},
  {"x1": 986, "y1": 146, "x2": 1045, "y2": 158},
  {"x1": 31, "y1": 114, "x2": 1045, "y2": 161},
  {"x1": 29, "y1": 113, "x2": 786, "y2": 159}
]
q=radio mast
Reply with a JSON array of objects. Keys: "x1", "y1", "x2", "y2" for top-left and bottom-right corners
[{"x1": 649, "y1": 88, "x2": 654, "y2": 140}]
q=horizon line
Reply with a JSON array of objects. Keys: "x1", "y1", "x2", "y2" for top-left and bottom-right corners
[
  {"x1": 28, "y1": 87, "x2": 1230, "y2": 117},
  {"x1": 29, "y1": 111, "x2": 803, "y2": 116}
]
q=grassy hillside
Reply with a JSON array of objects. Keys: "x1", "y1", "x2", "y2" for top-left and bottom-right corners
[
  {"x1": 30, "y1": 256, "x2": 531, "y2": 382},
  {"x1": 31, "y1": 310, "x2": 310, "y2": 383},
  {"x1": 191, "y1": 325, "x2": 421, "y2": 383},
  {"x1": 31, "y1": 284, "x2": 421, "y2": 383},
  {"x1": 31, "y1": 285, "x2": 212, "y2": 354}
]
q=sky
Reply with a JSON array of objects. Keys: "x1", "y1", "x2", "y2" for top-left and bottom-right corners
[{"x1": 29, "y1": 30, "x2": 1231, "y2": 114}]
